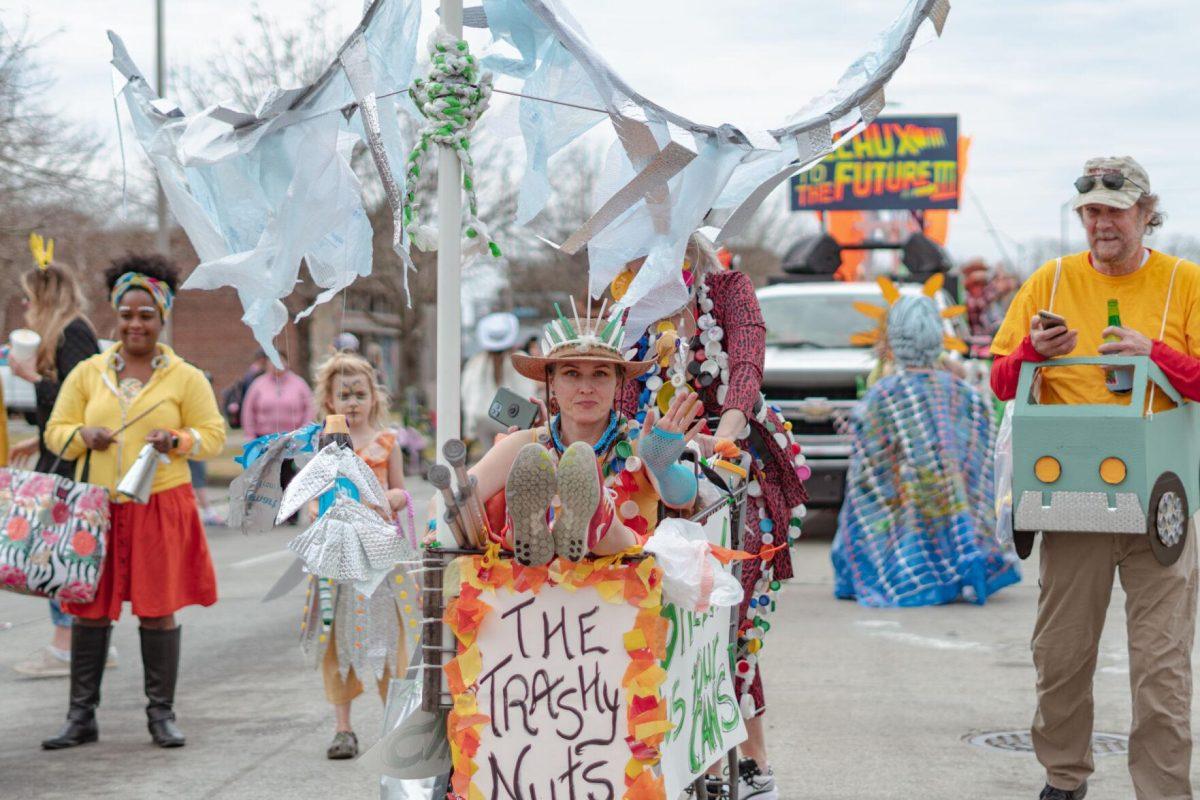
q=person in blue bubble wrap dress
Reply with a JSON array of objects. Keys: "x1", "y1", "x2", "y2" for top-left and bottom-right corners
[{"x1": 832, "y1": 294, "x2": 1020, "y2": 607}]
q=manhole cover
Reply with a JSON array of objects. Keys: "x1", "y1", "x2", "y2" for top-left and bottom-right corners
[{"x1": 964, "y1": 730, "x2": 1128, "y2": 756}]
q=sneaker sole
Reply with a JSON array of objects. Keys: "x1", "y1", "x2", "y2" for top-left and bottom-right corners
[
  {"x1": 506, "y1": 445, "x2": 557, "y2": 566},
  {"x1": 554, "y1": 442, "x2": 600, "y2": 562},
  {"x1": 13, "y1": 667, "x2": 71, "y2": 679}
]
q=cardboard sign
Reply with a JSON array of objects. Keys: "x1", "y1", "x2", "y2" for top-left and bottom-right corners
[
  {"x1": 443, "y1": 556, "x2": 669, "y2": 800},
  {"x1": 474, "y1": 584, "x2": 636, "y2": 799},
  {"x1": 789, "y1": 115, "x2": 960, "y2": 211},
  {"x1": 657, "y1": 506, "x2": 747, "y2": 798}
]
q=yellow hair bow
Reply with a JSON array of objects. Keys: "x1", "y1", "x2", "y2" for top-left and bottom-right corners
[{"x1": 29, "y1": 233, "x2": 54, "y2": 270}]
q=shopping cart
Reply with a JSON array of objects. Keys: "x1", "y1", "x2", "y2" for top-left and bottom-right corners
[{"x1": 419, "y1": 461, "x2": 749, "y2": 800}]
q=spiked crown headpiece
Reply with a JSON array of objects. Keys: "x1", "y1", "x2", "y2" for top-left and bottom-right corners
[{"x1": 511, "y1": 296, "x2": 655, "y2": 382}]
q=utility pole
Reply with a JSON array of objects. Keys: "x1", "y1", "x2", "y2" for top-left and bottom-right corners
[
  {"x1": 155, "y1": 0, "x2": 173, "y2": 344},
  {"x1": 434, "y1": 0, "x2": 464, "y2": 544},
  {"x1": 155, "y1": 0, "x2": 169, "y2": 257}
]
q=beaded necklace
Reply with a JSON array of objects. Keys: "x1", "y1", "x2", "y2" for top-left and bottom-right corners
[{"x1": 625, "y1": 273, "x2": 730, "y2": 418}]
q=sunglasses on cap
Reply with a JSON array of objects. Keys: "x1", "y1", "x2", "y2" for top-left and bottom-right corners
[{"x1": 1074, "y1": 173, "x2": 1147, "y2": 195}]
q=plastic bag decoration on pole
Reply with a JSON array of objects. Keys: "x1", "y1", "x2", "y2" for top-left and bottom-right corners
[{"x1": 107, "y1": 0, "x2": 952, "y2": 359}]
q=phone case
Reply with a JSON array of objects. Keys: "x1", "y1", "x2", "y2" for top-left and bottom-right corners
[{"x1": 489, "y1": 388, "x2": 539, "y2": 430}]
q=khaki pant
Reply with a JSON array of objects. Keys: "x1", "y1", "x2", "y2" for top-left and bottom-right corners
[
  {"x1": 321, "y1": 620, "x2": 408, "y2": 705},
  {"x1": 1032, "y1": 529, "x2": 1198, "y2": 799}
]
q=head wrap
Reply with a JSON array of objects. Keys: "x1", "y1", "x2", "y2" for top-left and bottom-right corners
[
  {"x1": 110, "y1": 272, "x2": 174, "y2": 319},
  {"x1": 886, "y1": 296, "x2": 943, "y2": 368}
]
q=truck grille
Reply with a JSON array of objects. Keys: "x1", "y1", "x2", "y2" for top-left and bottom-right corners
[
  {"x1": 787, "y1": 419, "x2": 842, "y2": 436},
  {"x1": 763, "y1": 385, "x2": 860, "y2": 401}
]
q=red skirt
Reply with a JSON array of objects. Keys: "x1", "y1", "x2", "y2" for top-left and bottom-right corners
[{"x1": 63, "y1": 483, "x2": 218, "y2": 621}]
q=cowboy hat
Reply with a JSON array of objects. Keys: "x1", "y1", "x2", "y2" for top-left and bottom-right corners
[{"x1": 511, "y1": 301, "x2": 654, "y2": 382}]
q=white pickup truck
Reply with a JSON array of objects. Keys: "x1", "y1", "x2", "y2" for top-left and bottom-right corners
[{"x1": 757, "y1": 280, "x2": 973, "y2": 508}]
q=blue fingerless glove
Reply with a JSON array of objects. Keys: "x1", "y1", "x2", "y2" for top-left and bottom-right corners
[{"x1": 640, "y1": 427, "x2": 698, "y2": 509}]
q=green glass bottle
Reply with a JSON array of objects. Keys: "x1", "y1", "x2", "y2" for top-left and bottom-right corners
[{"x1": 1104, "y1": 299, "x2": 1133, "y2": 394}]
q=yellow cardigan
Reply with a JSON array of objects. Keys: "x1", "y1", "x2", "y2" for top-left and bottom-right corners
[{"x1": 45, "y1": 344, "x2": 226, "y2": 500}]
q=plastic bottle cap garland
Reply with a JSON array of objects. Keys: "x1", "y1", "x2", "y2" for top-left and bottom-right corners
[{"x1": 619, "y1": 266, "x2": 809, "y2": 694}]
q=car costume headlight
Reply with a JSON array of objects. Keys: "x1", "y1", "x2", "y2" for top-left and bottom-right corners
[
  {"x1": 1035, "y1": 456, "x2": 1061, "y2": 484},
  {"x1": 1099, "y1": 457, "x2": 1127, "y2": 485}
]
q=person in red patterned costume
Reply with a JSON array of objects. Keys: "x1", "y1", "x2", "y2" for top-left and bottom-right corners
[{"x1": 617, "y1": 233, "x2": 807, "y2": 800}]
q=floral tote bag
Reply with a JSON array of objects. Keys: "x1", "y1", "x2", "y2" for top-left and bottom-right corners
[{"x1": 0, "y1": 432, "x2": 109, "y2": 601}]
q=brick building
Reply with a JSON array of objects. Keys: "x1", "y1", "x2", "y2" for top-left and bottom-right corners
[{"x1": 1, "y1": 225, "x2": 424, "y2": 416}]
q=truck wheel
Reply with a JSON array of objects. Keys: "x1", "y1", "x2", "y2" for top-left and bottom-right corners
[{"x1": 1148, "y1": 472, "x2": 1188, "y2": 567}]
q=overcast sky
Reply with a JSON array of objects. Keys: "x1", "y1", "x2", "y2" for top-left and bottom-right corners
[{"x1": 11, "y1": 0, "x2": 1200, "y2": 271}]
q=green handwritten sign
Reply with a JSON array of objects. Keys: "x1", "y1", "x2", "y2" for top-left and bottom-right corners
[{"x1": 657, "y1": 507, "x2": 747, "y2": 797}]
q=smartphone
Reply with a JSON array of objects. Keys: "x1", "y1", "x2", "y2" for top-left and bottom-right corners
[
  {"x1": 1037, "y1": 310, "x2": 1067, "y2": 328},
  {"x1": 489, "y1": 387, "x2": 539, "y2": 430}
]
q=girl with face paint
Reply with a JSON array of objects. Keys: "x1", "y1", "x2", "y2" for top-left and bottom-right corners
[{"x1": 309, "y1": 352, "x2": 410, "y2": 760}]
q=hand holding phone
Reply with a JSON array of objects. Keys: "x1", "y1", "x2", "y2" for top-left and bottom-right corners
[
  {"x1": 1031, "y1": 309, "x2": 1077, "y2": 357},
  {"x1": 488, "y1": 387, "x2": 540, "y2": 431},
  {"x1": 1036, "y1": 310, "x2": 1067, "y2": 329}
]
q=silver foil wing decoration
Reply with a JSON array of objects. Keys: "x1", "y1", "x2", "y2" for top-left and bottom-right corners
[
  {"x1": 276, "y1": 444, "x2": 389, "y2": 524},
  {"x1": 286, "y1": 495, "x2": 402, "y2": 583}
]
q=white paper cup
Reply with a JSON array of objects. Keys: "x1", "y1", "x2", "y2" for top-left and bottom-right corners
[{"x1": 9, "y1": 329, "x2": 41, "y2": 361}]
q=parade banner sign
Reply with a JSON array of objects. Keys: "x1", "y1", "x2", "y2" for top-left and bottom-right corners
[
  {"x1": 475, "y1": 585, "x2": 636, "y2": 798},
  {"x1": 789, "y1": 115, "x2": 960, "y2": 212},
  {"x1": 658, "y1": 506, "x2": 747, "y2": 799},
  {"x1": 444, "y1": 555, "x2": 670, "y2": 800}
]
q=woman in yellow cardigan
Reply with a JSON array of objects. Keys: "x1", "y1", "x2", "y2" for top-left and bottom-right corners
[{"x1": 41, "y1": 255, "x2": 226, "y2": 751}]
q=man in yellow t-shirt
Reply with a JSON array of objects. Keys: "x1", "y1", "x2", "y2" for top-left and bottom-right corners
[{"x1": 990, "y1": 157, "x2": 1200, "y2": 800}]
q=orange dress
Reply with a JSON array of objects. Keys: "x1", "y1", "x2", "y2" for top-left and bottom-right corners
[{"x1": 315, "y1": 430, "x2": 406, "y2": 704}]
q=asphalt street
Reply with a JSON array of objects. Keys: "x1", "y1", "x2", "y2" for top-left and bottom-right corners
[{"x1": 1, "y1": 492, "x2": 1196, "y2": 799}]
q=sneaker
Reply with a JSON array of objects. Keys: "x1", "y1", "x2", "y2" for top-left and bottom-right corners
[
  {"x1": 737, "y1": 758, "x2": 778, "y2": 800},
  {"x1": 201, "y1": 507, "x2": 224, "y2": 526},
  {"x1": 1040, "y1": 783, "x2": 1087, "y2": 800},
  {"x1": 12, "y1": 646, "x2": 70, "y2": 678},
  {"x1": 326, "y1": 730, "x2": 359, "y2": 760},
  {"x1": 506, "y1": 444, "x2": 558, "y2": 566},
  {"x1": 554, "y1": 442, "x2": 606, "y2": 561}
]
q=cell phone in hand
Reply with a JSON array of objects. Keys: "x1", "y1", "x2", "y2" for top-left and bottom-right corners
[
  {"x1": 1037, "y1": 310, "x2": 1067, "y2": 329},
  {"x1": 489, "y1": 387, "x2": 539, "y2": 430}
]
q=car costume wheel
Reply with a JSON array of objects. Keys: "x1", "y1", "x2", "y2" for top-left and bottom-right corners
[{"x1": 1147, "y1": 472, "x2": 1188, "y2": 567}]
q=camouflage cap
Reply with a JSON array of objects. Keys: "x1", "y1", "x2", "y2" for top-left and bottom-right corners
[{"x1": 1072, "y1": 156, "x2": 1151, "y2": 210}]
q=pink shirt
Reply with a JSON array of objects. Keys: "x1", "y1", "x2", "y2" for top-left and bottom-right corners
[{"x1": 241, "y1": 371, "x2": 315, "y2": 439}]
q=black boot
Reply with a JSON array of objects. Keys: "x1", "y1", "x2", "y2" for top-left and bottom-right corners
[
  {"x1": 140, "y1": 626, "x2": 186, "y2": 748},
  {"x1": 42, "y1": 624, "x2": 111, "y2": 750}
]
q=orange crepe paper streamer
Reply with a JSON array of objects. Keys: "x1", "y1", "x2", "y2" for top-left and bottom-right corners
[
  {"x1": 511, "y1": 563, "x2": 549, "y2": 594},
  {"x1": 708, "y1": 544, "x2": 756, "y2": 564},
  {"x1": 625, "y1": 769, "x2": 666, "y2": 800}
]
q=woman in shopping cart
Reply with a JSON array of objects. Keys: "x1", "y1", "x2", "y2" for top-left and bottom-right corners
[
  {"x1": 618, "y1": 233, "x2": 808, "y2": 800},
  {"x1": 466, "y1": 305, "x2": 704, "y2": 566}
]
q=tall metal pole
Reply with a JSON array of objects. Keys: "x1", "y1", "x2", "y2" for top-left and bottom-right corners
[
  {"x1": 434, "y1": 0, "x2": 464, "y2": 543},
  {"x1": 154, "y1": 0, "x2": 169, "y2": 257}
]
